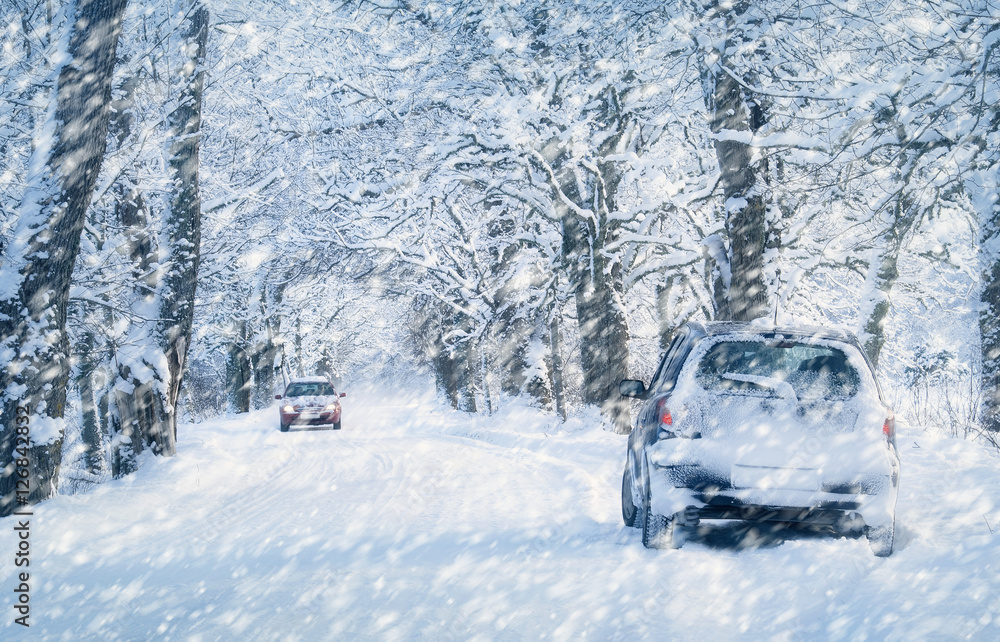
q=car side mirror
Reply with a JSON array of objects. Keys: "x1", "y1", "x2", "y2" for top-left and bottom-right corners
[
  {"x1": 339, "y1": 392, "x2": 347, "y2": 398},
  {"x1": 619, "y1": 379, "x2": 647, "y2": 398},
  {"x1": 274, "y1": 394, "x2": 282, "y2": 400}
]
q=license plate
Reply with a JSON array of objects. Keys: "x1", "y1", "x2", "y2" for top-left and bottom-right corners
[
  {"x1": 300, "y1": 411, "x2": 320, "y2": 419},
  {"x1": 731, "y1": 465, "x2": 821, "y2": 491}
]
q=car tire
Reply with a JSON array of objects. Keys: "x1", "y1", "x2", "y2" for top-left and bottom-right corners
[
  {"x1": 622, "y1": 467, "x2": 639, "y2": 527},
  {"x1": 279, "y1": 422, "x2": 289, "y2": 433},
  {"x1": 865, "y1": 522, "x2": 894, "y2": 557},
  {"x1": 333, "y1": 420, "x2": 341, "y2": 430},
  {"x1": 642, "y1": 474, "x2": 680, "y2": 549}
]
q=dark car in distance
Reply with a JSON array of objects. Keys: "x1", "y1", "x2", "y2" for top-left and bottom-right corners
[
  {"x1": 619, "y1": 322, "x2": 900, "y2": 556},
  {"x1": 275, "y1": 376, "x2": 346, "y2": 432}
]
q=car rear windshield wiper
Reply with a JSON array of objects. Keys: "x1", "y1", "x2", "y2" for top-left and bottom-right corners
[{"x1": 721, "y1": 372, "x2": 799, "y2": 405}]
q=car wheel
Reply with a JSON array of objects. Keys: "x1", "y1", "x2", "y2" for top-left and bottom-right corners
[
  {"x1": 279, "y1": 422, "x2": 289, "y2": 433},
  {"x1": 642, "y1": 474, "x2": 680, "y2": 549},
  {"x1": 333, "y1": 420, "x2": 341, "y2": 430},
  {"x1": 622, "y1": 466, "x2": 639, "y2": 527},
  {"x1": 865, "y1": 522, "x2": 894, "y2": 557}
]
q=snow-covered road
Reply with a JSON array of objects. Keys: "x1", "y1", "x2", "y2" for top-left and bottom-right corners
[{"x1": 3, "y1": 391, "x2": 1000, "y2": 640}]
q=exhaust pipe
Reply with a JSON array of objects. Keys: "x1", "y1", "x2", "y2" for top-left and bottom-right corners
[{"x1": 678, "y1": 506, "x2": 701, "y2": 526}]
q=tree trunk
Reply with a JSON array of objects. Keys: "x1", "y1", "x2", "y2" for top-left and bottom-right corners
[
  {"x1": 539, "y1": 84, "x2": 633, "y2": 434},
  {"x1": 497, "y1": 313, "x2": 529, "y2": 397},
  {"x1": 466, "y1": 340, "x2": 484, "y2": 413},
  {"x1": 490, "y1": 215, "x2": 554, "y2": 409},
  {"x1": 495, "y1": 290, "x2": 552, "y2": 409},
  {"x1": 480, "y1": 341, "x2": 494, "y2": 415},
  {"x1": 549, "y1": 311, "x2": 566, "y2": 421},
  {"x1": 294, "y1": 316, "x2": 305, "y2": 376},
  {"x1": 252, "y1": 284, "x2": 282, "y2": 407},
  {"x1": 522, "y1": 26, "x2": 633, "y2": 431},
  {"x1": 432, "y1": 348, "x2": 457, "y2": 409},
  {"x1": 156, "y1": 3, "x2": 209, "y2": 451},
  {"x1": 252, "y1": 324, "x2": 279, "y2": 407},
  {"x1": 111, "y1": 381, "x2": 163, "y2": 478},
  {"x1": 227, "y1": 320, "x2": 252, "y2": 414},
  {"x1": 522, "y1": 324, "x2": 553, "y2": 411},
  {"x1": 434, "y1": 340, "x2": 477, "y2": 412},
  {"x1": 858, "y1": 197, "x2": 918, "y2": 369},
  {"x1": 445, "y1": 327, "x2": 478, "y2": 413},
  {"x1": 702, "y1": 9, "x2": 772, "y2": 322},
  {"x1": 657, "y1": 277, "x2": 675, "y2": 352},
  {"x1": 980, "y1": 210, "x2": 1000, "y2": 434},
  {"x1": 859, "y1": 241, "x2": 901, "y2": 369},
  {"x1": 421, "y1": 302, "x2": 479, "y2": 413},
  {"x1": 106, "y1": 69, "x2": 163, "y2": 473},
  {"x1": 78, "y1": 370, "x2": 103, "y2": 473},
  {"x1": 0, "y1": 0, "x2": 128, "y2": 516},
  {"x1": 561, "y1": 207, "x2": 632, "y2": 434},
  {"x1": 76, "y1": 331, "x2": 106, "y2": 475}
]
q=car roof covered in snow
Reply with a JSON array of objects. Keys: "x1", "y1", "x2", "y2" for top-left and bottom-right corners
[{"x1": 688, "y1": 321, "x2": 859, "y2": 344}]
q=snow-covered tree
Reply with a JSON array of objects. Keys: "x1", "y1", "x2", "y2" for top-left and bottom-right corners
[
  {"x1": 0, "y1": 0, "x2": 128, "y2": 514},
  {"x1": 155, "y1": 0, "x2": 209, "y2": 452}
]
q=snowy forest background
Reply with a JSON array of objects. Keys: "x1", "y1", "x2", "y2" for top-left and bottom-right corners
[{"x1": 1, "y1": 0, "x2": 1000, "y2": 514}]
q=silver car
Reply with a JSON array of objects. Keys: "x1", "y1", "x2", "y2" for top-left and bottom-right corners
[
  {"x1": 619, "y1": 322, "x2": 900, "y2": 556},
  {"x1": 275, "y1": 377, "x2": 346, "y2": 432}
]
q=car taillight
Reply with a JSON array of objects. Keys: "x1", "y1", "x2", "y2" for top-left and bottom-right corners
[
  {"x1": 655, "y1": 398, "x2": 676, "y2": 440},
  {"x1": 882, "y1": 410, "x2": 895, "y2": 440},
  {"x1": 656, "y1": 398, "x2": 672, "y2": 426},
  {"x1": 655, "y1": 398, "x2": 701, "y2": 440}
]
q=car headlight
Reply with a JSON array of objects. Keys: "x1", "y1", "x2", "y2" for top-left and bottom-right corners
[
  {"x1": 282, "y1": 405, "x2": 294, "y2": 413},
  {"x1": 324, "y1": 403, "x2": 339, "y2": 411}
]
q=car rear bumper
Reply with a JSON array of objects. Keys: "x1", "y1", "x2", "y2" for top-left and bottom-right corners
[
  {"x1": 688, "y1": 502, "x2": 865, "y2": 530},
  {"x1": 647, "y1": 461, "x2": 897, "y2": 529}
]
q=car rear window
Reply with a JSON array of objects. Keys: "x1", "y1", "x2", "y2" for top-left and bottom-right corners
[
  {"x1": 285, "y1": 382, "x2": 335, "y2": 397},
  {"x1": 695, "y1": 340, "x2": 860, "y2": 400}
]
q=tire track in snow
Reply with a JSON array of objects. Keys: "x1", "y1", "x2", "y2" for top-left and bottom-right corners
[{"x1": 419, "y1": 427, "x2": 619, "y2": 529}]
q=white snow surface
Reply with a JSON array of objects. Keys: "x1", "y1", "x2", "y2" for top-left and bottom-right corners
[{"x1": 3, "y1": 390, "x2": 1000, "y2": 640}]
